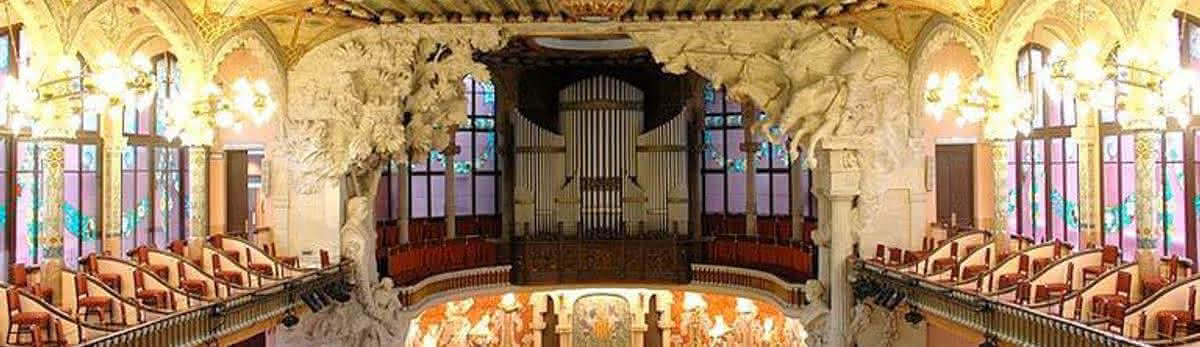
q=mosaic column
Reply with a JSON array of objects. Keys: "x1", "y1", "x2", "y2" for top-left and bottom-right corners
[
  {"x1": 990, "y1": 140, "x2": 1012, "y2": 256},
  {"x1": 742, "y1": 106, "x2": 758, "y2": 236},
  {"x1": 38, "y1": 139, "x2": 65, "y2": 305},
  {"x1": 444, "y1": 141, "x2": 459, "y2": 239},
  {"x1": 1134, "y1": 131, "x2": 1161, "y2": 279},
  {"x1": 1072, "y1": 114, "x2": 1101, "y2": 249},
  {"x1": 187, "y1": 146, "x2": 209, "y2": 259},
  {"x1": 102, "y1": 138, "x2": 125, "y2": 255}
]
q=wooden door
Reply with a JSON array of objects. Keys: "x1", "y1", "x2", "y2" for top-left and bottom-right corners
[
  {"x1": 936, "y1": 144, "x2": 975, "y2": 227},
  {"x1": 225, "y1": 150, "x2": 249, "y2": 237}
]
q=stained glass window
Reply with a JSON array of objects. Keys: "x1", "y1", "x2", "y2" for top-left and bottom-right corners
[
  {"x1": 153, "y1": 147, "x2": 186, "y2": 249},
  {"x1": 121, "y1": 145, "x2": 152, "y2": 253}
]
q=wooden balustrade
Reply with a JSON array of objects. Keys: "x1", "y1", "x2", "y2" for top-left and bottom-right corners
[
  {"x1": 700, "y1": 214, "x2": 815, "y2": 241},
  {"x1": 691, "y1": 264, "x2": 806, "y2": 308},
  {"x1": 397, "y1": 266, "x2": 512, "y2": 308},
  {"x1": 386, "y1": 236, "x2": 499, "y2": 286},
  {"x1": 856, "y1": 259, "x2": 1147, "y2": 347},
  {"x1": 703, "y1": 234, "x2": 815, "y2": 282},
  {"x1": 79, "y1": 262, "x2": 348, "y2": 347}
]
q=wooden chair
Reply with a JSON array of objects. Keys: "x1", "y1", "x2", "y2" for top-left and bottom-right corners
[
  {"x1": 872, "y1": 244, "x2": 886, "y2": 263},
  {"x1": 1104, "y1": 300, "x2": 1129, "y2": 334},
  {"x1": 1092, "y1": 271, "x2": 1133, "y2": 316},
  {"x1": 1015, "y1": 281, "x2": 1031, "y2": 305},
  {"x1": 1144, "y1": 255, "x2": 1182, "y2": 297},
  {"x1": 320, "y1": 249, "x2": 331, "y2": 268},
  {"x1": 961, "y1": 248, "x2": 991, "y2": 280},
  {"x1": 936, "y1": 266, "x2": 960, "y2": 285},
  {"x1": 10, "y1": 264, "x2": 52, "y2": 302},
  {"x1": 6, "y1": 289, "x2": 59, "y2": 346},
  {"x1": 245, "y1": 247, "x2": 274, "y2": 276},
  {"x1": 1157, "y1": 285, "x2": 1197, "y2": 338},
  {"x1": 84, "y1": 254, "x2": 122, "y2": 292},
  {"x1": 177, "y1": 262, "x2": 208, "y2": 297},
  {"x1": 168, "y1": 240, "x2": 187, "y2": 256},
  {"x1": 1037, "y1": 263, "x2": 1074, "y2": 303},
  {"x1": 931, "y1": 242, "x2": 959, "y2": 273},
  {"x1": 209, "y1": 235, "x2": 240, "y2": 262},
  {"x1": 998, "y1": 254, "x2": 1031, "y2": 290},
  {"x1": 1083, "y1": 245, "x2": 1120, "y2": 284},
  {"x1": 266, "y1": 243, "x2": 298, "y2": 267},
  {"x1": 132, "y1": 246, "x2": 169, "y2": 280},
  {"x1": 1032, "y1": 241, "x2": 1064, "y2": 274},
  {"x1": 74, "y1": 272, "x2": 117, "y2": 325},
  {"x1": 133, "y1": 270, "x2": 172, "y2": 310},
  {"x1": 211, "y1": 254, "x2": 243, "y2": 286},
  {"x1": 904, "y1": 237, "x2": 934, "y2": 264}
]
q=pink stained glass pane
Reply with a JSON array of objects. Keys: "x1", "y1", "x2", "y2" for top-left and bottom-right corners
[
  {"x1": 1121, "y1": 163, "x2": 1137, "y2": 261},
  {"x1": 1032, "y1": 139, "x2": 1046, "y2": 242},
  {"x1": 476, "y1": 176, "x2": 496, "y2": 215},
  {"x1": 1103, "y1": 162, "x2": 1120, "y2": 248},
  {"x1": 121, "y1": 171, "x2": 135, "y2": 253},
  {"x1": 64, "y1": 144, "x2": 79, "y2": 171},
  {"x1": 704, "y1": 130, "x2": 724, "y2": 169},
  {"x1": 1063, "y1": 94, "x2": 1077, "y2": 126},
  {"x1": 135, "y1": 171, "x2": 150, "y2": 250},
  {"x1": 410, "y1": 176, "x2": 429, "y2": 218},
  {"x1": 1020, "y1": 141, "x2": 1034, "y2": 238},
  {"x1": 727, "y1": 170, "x2": 747, "y2": 214},
  {"x1": 725, "y1": 95, "x2": 742, "y2": 114},
  {"x1": 475, "y1": 133, "x2": 496, "y2": 171},
  {"x1": 755, "y1": 173, "x2": 770, "y2": 215},
  {"x1": 1007, "y1": 161, "x2": 1018, "y2": 234},
  {"x1": 704, "y1": 174, "x2": 724, "y2": 213},
  {"x1": 1066, "y1": 162, "x2": 1080, "y2": 248},
  {"x1": 63, "y1": 172, "x2": 80, "y2": 267},
  {"x1": 705, "y1": 86, "x2": 724, "y2": 114},
  {"x1": 1167, "y1": 162, "x2": 1186, "y2": 257},
  {"x1": 1050, "y1": 159, "x2": 1065, "y2": 242},
  {"x1": 772, "y1": 173, "x2": 790, "y2": 216},
  {"x1": 16, "y1": 170, "x2": 34, "y2": 265},
  {"x1": 1047, "y1": 95, "x2": 1063, "y2": 127},
  {"x1": 454, "y1": 175, "x2": 473, "y2": 215},
  {"x1": 430, "y1": 175, "x2": 446, "y2": 217},
  {"x1": 1120, "y1": 135, "x2": 1136, "y2": 162},
  {"x1": 80, "y1": 169, "x2": 97, "y2": 259}
]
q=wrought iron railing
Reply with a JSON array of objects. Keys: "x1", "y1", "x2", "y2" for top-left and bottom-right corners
[
  {"x1": 80, "y1": 262, "x2": 348, "y2": 347},
  {"x1": 855, "y1": 260, "x2": 1147, "y2": 347}
]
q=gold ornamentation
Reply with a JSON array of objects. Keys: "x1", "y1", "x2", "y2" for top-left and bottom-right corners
[
  {"x1": 195, "y1": 12, "x2": 244, "y2": 44},
  {"x1": 557, "y1": 0, "x2": 632, "y2": 21}
]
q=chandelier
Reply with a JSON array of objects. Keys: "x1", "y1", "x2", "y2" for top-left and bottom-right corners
[
  {"x1": 1042, "y1": 39, "x2": 1197, "y2": 129},
  {"x1": 924, "y1": 72, "x2": 1033, "y2": 136},
  {"x1": 2, "y1": 52, "x2": 156, "y2": 138},
  {"x1": 558, "y1": 0, "x2": 632, "y2": 22},
  {"x1": 163, "y1": 78, "x2": 277, "y2": 145}
]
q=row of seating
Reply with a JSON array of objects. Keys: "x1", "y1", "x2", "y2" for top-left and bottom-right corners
[
  {"x1": 705, "y1": 235, "x2": 814, "y2": 282},
  {"x1": 387, "y1": 237, "x2": 497, "y2": 286}
]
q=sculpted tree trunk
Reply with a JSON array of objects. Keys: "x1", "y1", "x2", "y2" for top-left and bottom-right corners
[{"x1": 343, "y1": 166, "x2": 383, "y2": 287}]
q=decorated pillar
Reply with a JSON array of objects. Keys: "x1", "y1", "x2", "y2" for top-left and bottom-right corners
[
  {"x1": 989, "y1": 140, "x2": 1013, "y2": 256},
  {"x1": 101, "y1": 111, "x2": 126, "y2": 255},
  {"x1": 187, "y1": 146, "x2": 209, "y2": 259},
  {"x1": 1134, "y1": 130, "x2": 1161, "y2": 278},
  {"x1": 686, "y1": 77, "x2": 706, "y2": 240},
  {"x1": 494, "y1": 67, "x2": 519, "y2": 243},
  {"x1": 742, "y1": 105, "x2": 759, "y2": 236},
  {"x1": 1073, "y1": 107, "x2": 1101, "y2": 249},
  {"x1": 38, "y1": 139, "x2": 66, "y2": 305},
  {"x1": 812, "y1": 137, "x2": 862, "y2": 347},
  {"x1": 444, "y1": 136, "x2": 459, "y2": 239}
]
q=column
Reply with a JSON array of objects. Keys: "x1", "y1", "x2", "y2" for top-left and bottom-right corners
[
  {"x1": 1134, "y1": 130, "x2": 1161, "y2": 278},
  {"x1": 187, "y1": 146, "x2": 209, "y2": 260},
  {"x1": 444, "y1": 137, "x2": 459, "y2": 239},
  {"x1": 990, "y1": 140, "x2": 1012, "y2": 256},
  {"x1": 791, "y1": 162, "x2": 806, "y2": 241},
  {"x1": 101, "y1": 119, "x2": 126, "y2": 255},
  {"x1": 494, "y1": 68, "x2": 519, "y2": 243},
  {"x1": 39, "y1": 139, "x2": 66, "y2": 305},
  {"x1": 812, "y1": 137, "x2": 861, "y2": 347},
  {"x1": 398, "y1": 168, "x2": 410, "y2": 244},
  {"x1": 1073, "y1": 110, "x2": 1101, "y2": 249},
  {"x1": 687, "y1": 77, "x2": 705, "y2": 240},
  {"x1": 741, "y1": 106, "x2": 758, "y2": 236}
]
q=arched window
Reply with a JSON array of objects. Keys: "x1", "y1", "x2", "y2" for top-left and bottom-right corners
[
  {"x1": 1008, "y1": 43, "x2": 1081, "y2": 247},
  {"x1": 701, "y1": 85, "x2": 809, "y2": 238},
  {"x1": 120, "y1": 52, "x2": 187, "y2": 254}
]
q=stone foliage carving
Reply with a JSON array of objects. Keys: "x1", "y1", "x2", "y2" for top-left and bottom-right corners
[
  {"x1": 280, "y1": 278, "x2": 409, "y2": 347},
  {"x1": 284, "y1": 25, "x2": 506, "y2": 194}
]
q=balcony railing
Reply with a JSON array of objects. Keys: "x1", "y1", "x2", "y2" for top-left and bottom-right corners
[
  {"x1": 691, "y1": 264, "x2": 806, "y2": 308},
  {"x1": 855, "y1": 259, "x2": 1148, "y2": 347},
  {"x1": 80, "y1": 262, "x2": 348, "y2": 347},
  {"x1": 398, "y1": 265, "x2": 512, "y2": 307}
]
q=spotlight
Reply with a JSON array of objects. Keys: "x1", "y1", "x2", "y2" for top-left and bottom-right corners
[
  {"x1": 302, "y1": 292, "x2": 324, "y2": 312},
  {"x1": 904, "y1": 310, "x2": 924, "y2": 324},
  {"x1": 979, "y1": 336, "x2": 998, "y2": 347},
  {"x1": 884, "y1": 292, "x2": 906, "y2": 310},
  {"x1": 874, "y1": 288, "x2": 892, "y2": 305},
  {"x1": 324, "y1": 282, "x2": 352, "y2": 303},
  {"x1": 281, "y1": 310, "x2": 300, "y2": 328}
]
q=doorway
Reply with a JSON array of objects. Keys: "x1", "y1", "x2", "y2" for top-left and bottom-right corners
[{"x1": 935, "y1": 144, "x2": 975, "y2": 227}]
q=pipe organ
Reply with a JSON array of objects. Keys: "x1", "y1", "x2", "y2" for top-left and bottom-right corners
[{"x1": 514, "y1": 75, "x2": 688, "y2": 237}]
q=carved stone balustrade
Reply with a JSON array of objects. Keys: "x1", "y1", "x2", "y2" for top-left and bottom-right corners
[
  {"x1": 396, "y1": 265, "x2": 512, "y2": 308},
  {"x1": 691, "y1": 264, "x2": 807, "y2": 309}
]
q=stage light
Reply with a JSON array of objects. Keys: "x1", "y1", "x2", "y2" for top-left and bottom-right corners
[
  {"x1": 302, "y1": 292, "x2": 324, "y2": 312},
  {"x1": 979, "y1": 336, "x2": 998, "y2": 347},
  {"x1": 904, "y1": 310, "x2": 924, "y2": 324},
  {"x1": 281, "y1": 310, "x2": 300, "y2": 328}
]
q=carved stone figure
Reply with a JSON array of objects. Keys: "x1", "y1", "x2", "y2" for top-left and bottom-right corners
[
  {"x1": 804, "y1": 280, "x2": 827, "y2": 307},
  {"x1": 492, "y1": 293, "x2": 524, "y2": 347},
  {"x1": 730, "y1": 299, "x2": 764, "y2": 347},
  {"x1": 679, "y1": 293, "x2": 712, "y2": 347},
  {"x1": 342, "y1": 196, "x2": 377, "y2": 286}
]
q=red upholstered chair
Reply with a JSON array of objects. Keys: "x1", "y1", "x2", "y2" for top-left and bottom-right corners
[
  {"x1": 85, "y1": 254, "x2": 122, "y2": 292},
  {"x1": 1014, "y1": 281, "x2": 1031, "y2": 305},
  {"x1": 211, "y1": 254, "x2": 243, "y2": 286},
  {"x1": 75, "y1": 272, "x2": 117, "y2": 325},
  {"x1": 931, "y1": 242, "x2": 959, "y2": 273},
  {"x1": 998, "y1": 254, "x2": 1031, "y2": 290},
  {"x1": 872, "y1": 245, "x2": 886, "y2": 263},
  {"x1": 10, "y1": 264, "x2": 52, "y2": 302},
  {"x1": 177, "y1": 262, "x2": 208, "y2": 297},
  {"x1": 245, "y1": 247, "x2": 274, "y2": 276},
  {"x1": 1093, "y1": 271, "x2": 1133, "y2": 317},
  {"x1": 267, "y1": 243, "x2": 298, "y2": 268},
  {"x1": 133, "y1": 270, "x2": 172, "y2": 310},
  {"x1": 168, "y1": 240, "x2": 187, "y2": 256},
  {"x1": 1083, "y1": 245, "x2": 1120, "y2": 284},
  {"x1": 887, "y1": 248, "x2": 904, "y2": 266},
  {"x1": 905, "y1": 237, "x2": 934, "y2": 264},
  {"x1": 1103, "y1": 300, "x2": 1129, "y2": 334},
  {"x1": 132, "y1": 246, "x2": 169, "y2": 280},
  {"x1": 1036, "y1": 262, "x2": 1074, "y2": 303},
  {"x1": 1032, "y1": 241, "x2": 1064, "y2": 274},
  {"x1": 321, "y1": 249, "x2": 331, "y2": 268},
  {"x1": 1144, "y1": 255, "x2": 1182, "y2": 297},
  {"x1": 6, "y1": 289, "x2": 58, "y2": 346},
  {"x1": 962, "y1": 248, "x2": 991, "y2": 280},
  {"x1": 1157, "y1": 285, "x2": 1196, "y2": 338},
  {"x1": 209, "y1": 235, "x2": 240, "y2": 262},
  {"x1": 936, "y1": 266, "x2": 960, "y2": 284}
]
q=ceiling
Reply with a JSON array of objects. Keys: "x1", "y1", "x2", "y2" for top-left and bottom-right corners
[{"x1": 159, "y1": 0, "x2": 984, "y2": 65}]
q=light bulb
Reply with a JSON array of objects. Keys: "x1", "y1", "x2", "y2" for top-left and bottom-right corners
[{"x1": 215, "y1": 110, "x2": 234, "y2": 128}]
